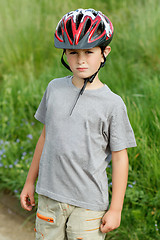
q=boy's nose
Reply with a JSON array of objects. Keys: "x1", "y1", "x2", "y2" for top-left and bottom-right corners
[{"x1": 77, "y1": 53, "x2": 85, "y2": 64}]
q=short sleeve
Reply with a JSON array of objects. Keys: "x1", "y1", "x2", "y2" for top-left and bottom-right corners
[
  {"x1": 34, "y1": 88, "x2": 48, "y2": 124},
  {"x1": 109, "y1": 99, "x2": 137, "y2": 151}
]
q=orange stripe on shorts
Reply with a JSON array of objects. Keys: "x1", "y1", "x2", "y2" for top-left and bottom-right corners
[
  {"x1": 85, "y1": 227, "x2": 100, "y2": 231},
  {"x1": 86, "y1": 217, "x2": 102, "y2": 221}
]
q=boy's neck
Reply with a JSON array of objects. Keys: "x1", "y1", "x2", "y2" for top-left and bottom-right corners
[{"x1": 72, "y1": 76, "x2": 104, "y2": 90}]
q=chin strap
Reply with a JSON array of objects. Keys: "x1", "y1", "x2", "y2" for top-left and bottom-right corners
[
  {"x1": 61, "y1": 50, "x2": 72, "y2": 72},
  {"x1": 69, "y1": 79, "x2": 88, "y2": 115},
  {"x1": 61, "y1": 50, "x2": 106, "y2": 115}
]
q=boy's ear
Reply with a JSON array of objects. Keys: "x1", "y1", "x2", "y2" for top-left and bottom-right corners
[{"x1": 103, "y1": 46, "x2": 111, "y2": 58}]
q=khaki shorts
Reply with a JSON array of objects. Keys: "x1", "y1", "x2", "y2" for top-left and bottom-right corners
[{"x1": 35, "y1": 195, "x2": 106, "y2": 240}]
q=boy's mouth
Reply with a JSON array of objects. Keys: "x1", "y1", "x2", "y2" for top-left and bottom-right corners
[{"x1": 77, "y1": 68, "x2": 88, "y2": 72}]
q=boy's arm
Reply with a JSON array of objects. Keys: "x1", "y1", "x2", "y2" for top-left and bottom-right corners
[
  {"x1": 100, "y1": 148, "x2": 129, "y2": 233},
  {"x1": 20, "y1": 125, "x2": 45, "y2": 211}
]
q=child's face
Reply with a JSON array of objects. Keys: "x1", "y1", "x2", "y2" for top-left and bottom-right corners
[{"x1": 65, "y1": 47, "x2": 110, "y2": 80}]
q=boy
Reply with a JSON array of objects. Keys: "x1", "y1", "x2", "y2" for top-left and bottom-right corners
[{"x1": 21, "y1": 9, "x2": 136, "y2": 240}]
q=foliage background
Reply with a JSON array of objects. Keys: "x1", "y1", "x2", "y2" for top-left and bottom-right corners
[{"x1": 0, "y1": 0, "x2": 160, "y2": 239}]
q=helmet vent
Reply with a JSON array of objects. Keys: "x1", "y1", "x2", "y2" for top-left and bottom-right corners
[
  {"x1": 97, "y1": 22, "x2": 105, "y2": 35},
  {"x1": 66, "y1": 19, "x2": 74, "y2": 41},
  {"x1": 90, "y1": 22, "x2": 104, "y2": 41},
  {"x1": 57, "y1": 24, "x2": 63, "y2": 39},
  {"x1": 92, "y1": 12, "x2": 97, "y2": 17},
  {"x1": 84, "y1": 19, "x2": 91, "y2": 35},
  {"x1": 79, "y1": 18, "x2": 91, "y2": 42},
  {"x1": 76, "y1": 14, "x2": 83, "y2": 29},
  {"x1": 104, "y1": 16, "x2": 110, "y2": 24}
]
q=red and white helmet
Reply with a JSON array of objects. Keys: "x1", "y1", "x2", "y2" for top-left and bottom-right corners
[{"x1": 54, "y1": 8, "x2": 114, "y2": 49}]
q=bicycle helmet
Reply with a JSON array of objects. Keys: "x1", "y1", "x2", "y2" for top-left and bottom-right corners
[{"x1": 54, "y1": 8, "x2": 113, "y2": 49}]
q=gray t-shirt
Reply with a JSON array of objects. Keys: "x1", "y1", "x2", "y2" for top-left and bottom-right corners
[{"x1": 34, "y1": 76, "x2": 136, "y2": 211}]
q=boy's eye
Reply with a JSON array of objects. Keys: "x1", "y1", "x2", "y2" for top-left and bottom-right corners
[
  {"x1": 69, "y1": 51, "x2": 77, "y2": 55},
  {"x1": 86, "y1": 50, "x2": 93, "y2": 54}
]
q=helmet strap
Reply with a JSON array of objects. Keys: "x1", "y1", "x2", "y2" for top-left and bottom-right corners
[{"x1": 61, "y1": 50, "x2": 72, "y2": 72}]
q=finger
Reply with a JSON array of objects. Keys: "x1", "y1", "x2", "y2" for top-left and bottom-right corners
[
  {"x1": 21, "y1": 194, "x2": 32, "y2": 211},
  {"x1": 100, "y1": 223, "x2": 106, "y2": 233},
  {"x1": 21, "y1": 195, "x2": 28, "y2": 210},
  {"x1": 100, "y1": 224, "x2": 105, "y2": 233},
  {"x1": 100, "y1": 218, "x2": 106, "y2": 232},
  {"x1": 29, "y1": 194, "x2": 35, "y2": 207},
  {"x1": 100, "y1": 223, "x2": 112, "y2": 233}
]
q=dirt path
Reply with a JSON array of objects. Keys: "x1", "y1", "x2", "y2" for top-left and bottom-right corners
[{"x1": 0, "y1": 202, "x2": 35, "y2": 240}]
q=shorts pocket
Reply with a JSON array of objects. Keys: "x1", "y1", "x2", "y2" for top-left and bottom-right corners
[
  {"x1": 35, "y1": 210, "x2": 56, "y2": 240},
  {"x1": 37, "y1": 212, "x2": 54, "y2": 223}
]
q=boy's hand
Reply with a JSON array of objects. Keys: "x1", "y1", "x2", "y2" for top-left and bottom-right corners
[
  {"x1": 100, "y1": 209, "x2": 121, "y2": 233},
  {"x1": 20, "y1": 183, "x2": 35, "y2": 211}
]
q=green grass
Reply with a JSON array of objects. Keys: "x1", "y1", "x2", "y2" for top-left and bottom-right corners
[{"x1": 0, "y1": 0, "x2": 160, "y2": 239}]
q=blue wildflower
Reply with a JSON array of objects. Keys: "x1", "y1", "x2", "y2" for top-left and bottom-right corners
[
  {"x1": 128, "y1": 184, "x2": 133, "y2": 188},
  {"x1": 155, "y1": 222, "x2": 159, "y2": 231},
  {"x1": 14, "y1": 159, "x2": 19, "y2": 165},
  {"x1": 27, "y1": 134, "x2": 33, "y2": 140},
  {"x1": 0, "y1": 149, "x2": 5, "y2": 156}
]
